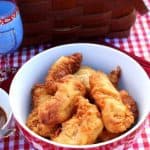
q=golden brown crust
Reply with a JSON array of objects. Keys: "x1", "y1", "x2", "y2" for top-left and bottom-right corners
[
  {"x1": 90, "y1": 71, "x2": 120, "y2": 100},
  {"x1": 27, "y1": 52, "x2": 139, "y2": 145},
  {"x1": 32, "y1": 84, "x2": 52, "y2": 109},
  {"x1": 90, "y1": 71, "x2": 135, "y2": 133},
  {"x1": 45, "y1": 53, "x2": 82, "y2": 94},
  {"x1": 39, "y1": 75, "x2": 86, "y2": 125},
  {"x1": 101, "y1": 97, "x2": 134, "y2": 133},
  {"x1": 53, "y1": 96, "x2": 103, "y2": 145},
  {"x1": 74, "y1": 66, "x2": 96, "y2": 91},
  {"x1": 26, "y1": 108, "x2": 57, "y2": 138},
  {"x1": 120, "y1": 90, "x2": 138, "y2": 121}
]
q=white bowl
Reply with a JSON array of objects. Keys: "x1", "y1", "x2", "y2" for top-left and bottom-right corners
[
  {"x1": 9, "y1": 43, "x2": 150, "y2": 149},
  {"x1": 0, "y1": 88, "x2": 12, "y2": 130}
]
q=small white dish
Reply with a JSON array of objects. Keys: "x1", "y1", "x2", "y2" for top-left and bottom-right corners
[{"x1": 0, "y1": 88, "x2": 12, "y2": 130}]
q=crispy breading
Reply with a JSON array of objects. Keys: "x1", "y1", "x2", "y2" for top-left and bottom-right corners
[
  {"x1": 32, "y1": 84, "x2": 52, "y2": 109},
  {"x1": 90, "y1": 71, "x2": 120, "y2": 100},
  {"x1": 90, "y1": 71, "x2": 134, "y2": 133},
  {"x1": 26, "y1": 108, "x2": 57, "y2": 138},
  {"x1": 27, "y1": 54, "x2": 138, "y2": 145},
  {"x1": 38, "y1": 75, "x2": 86, "y2": 125},
  {"x1": 99, "y1": 96, "x2": 134, "y2": 133},
  {"x1": 74, "y1": 66, "x2": 96, "y2": 91},
  {"x1": 98, "y1": 90, "x2": 138, "y2": 142},
  {"x1": 45, "y1": 53, "x2": 82, "y2": 94},
  {"x1": 53, "y1": 96, "x2": 103, "y2": 145},
  {"x1": 120, "y1": 90, "x2": 138, "y2": 121}
]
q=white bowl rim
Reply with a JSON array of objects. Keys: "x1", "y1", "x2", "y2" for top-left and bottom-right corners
[{"x1": 9, "y1": 43, "x2": 150, "y2": 149}]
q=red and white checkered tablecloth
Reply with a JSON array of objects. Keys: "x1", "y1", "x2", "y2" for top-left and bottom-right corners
[{"x1": 0, "y1": 0, "x2": 150, "y2": 149}]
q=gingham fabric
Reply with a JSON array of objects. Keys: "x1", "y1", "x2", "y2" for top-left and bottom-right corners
[
  {"x1": 105, "y1": 0, "x2": 150, "y2": 62},
  {"x1": 0, "y1": 0, "x2": 150, "y2": 149}
]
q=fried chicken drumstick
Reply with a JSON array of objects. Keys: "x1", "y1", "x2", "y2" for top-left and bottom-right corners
[
  {"x1": 53, "y1": 96, "x2": 103, "y2": 145},
  {"x1": 45, "y1": 53, "x2": 82, "y2": 94},
  {"x1": 90, "y1": 71, "x2": 135, "y2": 133}
]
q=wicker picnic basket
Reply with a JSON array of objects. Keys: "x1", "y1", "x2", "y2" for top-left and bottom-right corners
[{"x1": 16, "y1": 0, "x2": 148, "y2": 46}]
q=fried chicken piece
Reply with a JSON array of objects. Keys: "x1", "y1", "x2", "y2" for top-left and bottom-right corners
[
  {"x1": 53, "y1": 96, "x2": 103, "y2": 145},
  {"x1": 74, "y1": 66, "x2": 96, "y2": 91},
  {"x1": 39, "y1": 75, "x2": 86, "y2": 125},
  {"x1": 90, "y1": 71, "x2": 120, "y2": 100},
  {"x1": 32, "y1": 84, "x2": 52, "y2": 109},
  {"x1": 98, "y1": 97, "x2": 134, "y2": 133},
  {"x1": 45, "y1": 53, "x2": 82, "y2": 94},
  {"x1": 108, "y1": 66, "x2": 121, "y2": 88},
  {"x1": 98, "y1": 90, "x2": 138, "y2": 141},
  {"x1": 120, "y1": 90, "x2": 138, "y2": 121},
  {"x1": 90, "y1": 71, "x2": 134, "y2": 133},
  {"x1": 27, "y1": 85, "x2": 59, "y2": 138},
  {"x1": 26, "y1": 108, "x2": 58, "y2": 138}
]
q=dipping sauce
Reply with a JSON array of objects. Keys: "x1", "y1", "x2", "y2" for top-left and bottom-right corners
[{"x1": 0, "y1": 107, "x2": 7, "y2": 128}]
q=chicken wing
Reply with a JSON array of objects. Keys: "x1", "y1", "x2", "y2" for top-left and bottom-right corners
[
  {"x1": 74, "y1": 66, "x2": 96, "y2": 91},
  {"x1": 45, "y1": 53, "x2": 82, "y2": 94},
  {"x1": 39, "y1": 75, "x2": 86, "y2": 125},
  {"x1": 53, "y1": 96, "x2": 103, "y2": 145},
  {"x1": 90, "y1": 71, "x2": 134, "y2": 133}
]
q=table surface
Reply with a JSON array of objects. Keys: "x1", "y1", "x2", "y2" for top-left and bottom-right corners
[{"x1": 0, "y1": 0, "x2": 150, "y2": 149}]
